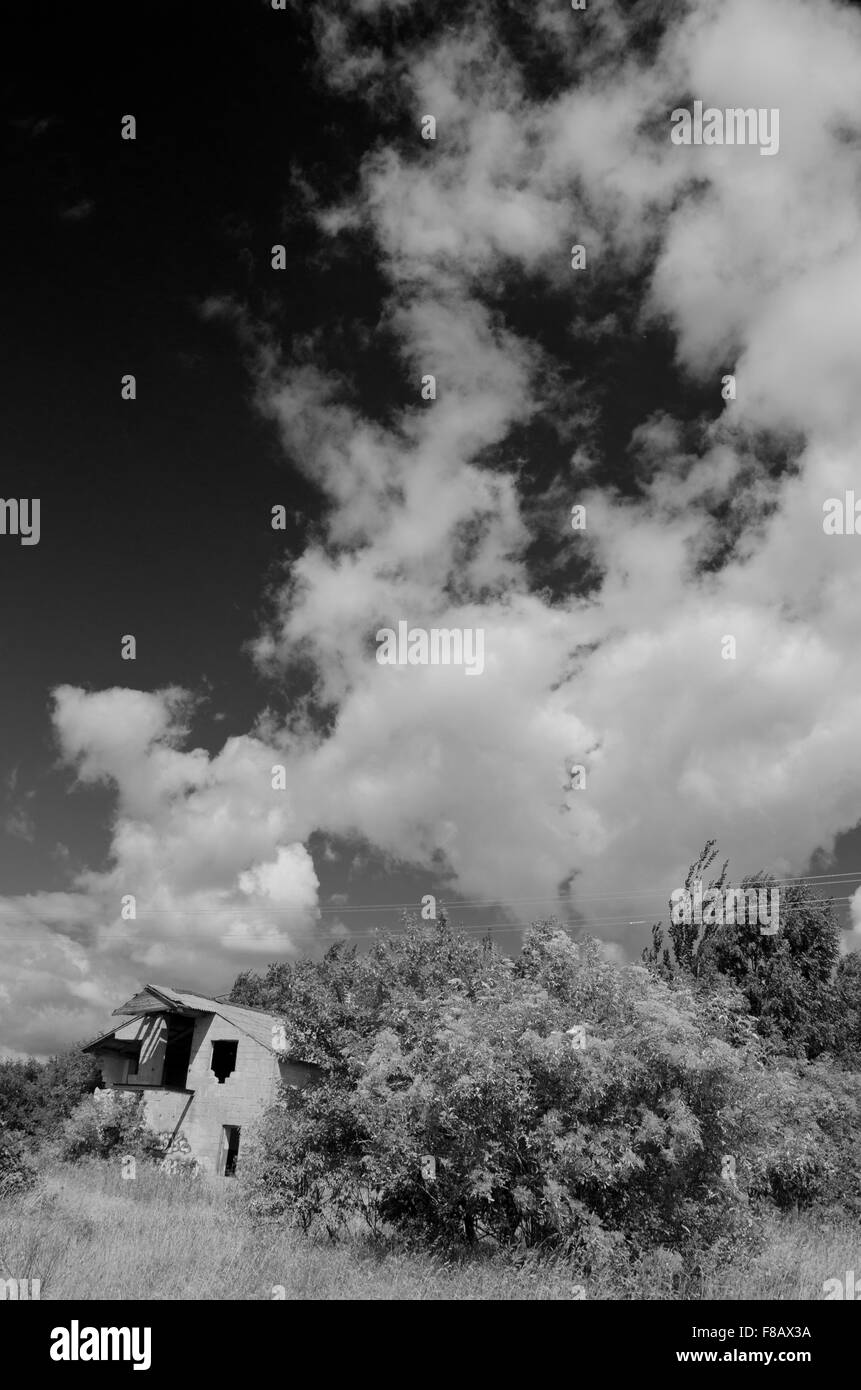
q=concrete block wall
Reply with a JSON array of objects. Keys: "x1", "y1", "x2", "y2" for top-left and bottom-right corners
[
  {"x1": 135, "y1": 1088, "x2": 194, "y2": 1135},
  {"x1": 176, "y1": 1015, "x2": 282, "y2": 1175},
  {"x1": 96, "y1": 1010, "x2": 319, "y2": 1175}
]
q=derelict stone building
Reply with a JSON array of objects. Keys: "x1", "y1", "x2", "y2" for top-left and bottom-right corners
[{"x1": 83, "y1": 983, "x2": 318, "y2": 1175}]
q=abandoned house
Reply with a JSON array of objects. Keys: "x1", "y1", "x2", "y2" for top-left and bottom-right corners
[{"x1": 82, "y1": 983, "x2": 319, "y2": 1176}]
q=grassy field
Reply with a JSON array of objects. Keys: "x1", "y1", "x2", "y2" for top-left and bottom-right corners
[{"x1": 0, "y1": 1161, "x2": 857, "y2": 1300}]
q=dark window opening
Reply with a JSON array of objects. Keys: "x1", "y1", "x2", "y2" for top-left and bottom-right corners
[
  {"x1": 221, "y1": 1125, "x2": 241, "y2": 1177},
  {"x1": 211, "y1": 1040, "x2": 238, "y2": 1084},
  {"x1": 162, "y1": 1016, "x2": 194, "y2": 1088}
]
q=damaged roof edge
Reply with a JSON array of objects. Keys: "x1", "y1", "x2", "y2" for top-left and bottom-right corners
[{"x1": 84, "y1": 982, "x2": 322, "y2": 1069}]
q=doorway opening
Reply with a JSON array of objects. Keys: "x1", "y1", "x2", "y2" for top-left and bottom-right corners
[
  {"x1": 162, "y1": 1016, "x2": 194, "y2": 1088},
  {"x1": 220, "y1": 1125, "x2": 241, "y2": 1177}
]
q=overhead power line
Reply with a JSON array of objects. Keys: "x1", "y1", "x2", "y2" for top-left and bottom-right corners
[
  {"x1": 72, "y1": 867, "x2": 861, "y2": 923},
  {"x1": 207, "y1": 895, "x2": 852, "y2": 944}
]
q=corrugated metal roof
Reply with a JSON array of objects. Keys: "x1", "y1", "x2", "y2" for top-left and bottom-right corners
[
  {"x1": 85, "y1": 983, "x2": 316, "y2": 1065},
  {"x1": 151, "y1": 984, "x2": 284, "y2": 1053}
]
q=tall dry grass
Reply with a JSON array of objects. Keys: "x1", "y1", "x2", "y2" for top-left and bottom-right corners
[{"x1": 0, "y1": 1161, "x2": 856, "y2": 1300}]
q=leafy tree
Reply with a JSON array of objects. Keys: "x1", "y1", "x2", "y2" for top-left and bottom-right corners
[
  {"x1": 0, "y1": 1058, "x2": 43, "y2": 1135},
  {"x1": 238, "y1": 917, "x2": 836, "y2": 1262},
  {"x1": 232, "y1": 907, "x2": 498, "y2": 1076},
  {"x1": 644, "y1": 842, "x2": 845, "y2": 1059},
  {"x1": 0, "y1": 1119, "x2": 35, "y2": 1198},
  {"x1": 0, "y1": 1048, "x2": 101, "y2": 1139},
  {"x1": 41, "y1": 1049, "x2": 104, "y2": 1119},
  {"x1": 645, "y1": 840, "x2": 730, "y2": 978},
  {"x1": 833, "y1": 951, "x2": 861, "y2": 1063}
]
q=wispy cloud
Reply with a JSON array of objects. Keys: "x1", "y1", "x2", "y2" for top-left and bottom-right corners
[{"x1": 59, "y1": 198, "x2": 95, "y2": 222}]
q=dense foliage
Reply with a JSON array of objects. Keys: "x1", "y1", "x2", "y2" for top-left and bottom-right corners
[
  {"x1": 0, "y1": 1048, "x2": 101, "y2": 1139},
  {"x1": 233, "y1": 892, "x2": 860, "y2": 1262},
  {"x1": 60, "y1": 1089, "x2": 163, "y2": 1164},
  {"x1": 0, "y1": 1118, "x2": 35, "y2": 1199},
  {"x1": 644, "y1": 841, "x2": 858, "y2": 1062}
]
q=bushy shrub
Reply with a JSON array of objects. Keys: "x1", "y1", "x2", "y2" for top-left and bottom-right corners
[
  {"x1": 239, "y1": 920, "x2": 803, "y2": 1263},
  {"x1": 0, "y1": 1119, "x2": 36, "y2": 1199},
  {"x1": 747, "y1": 1060, "x2": 861, "y2": 1212},
  {"x1": 60, "y1": 1090, "x2": 161, "y2": 1163},
  {"x1": 0, "y1": 1049, "x2": 101, "y2": 1139}
]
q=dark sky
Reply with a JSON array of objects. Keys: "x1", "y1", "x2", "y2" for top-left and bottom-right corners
[{"x1": 3, "y1": 8, "x2": 322, "y2": 887}]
